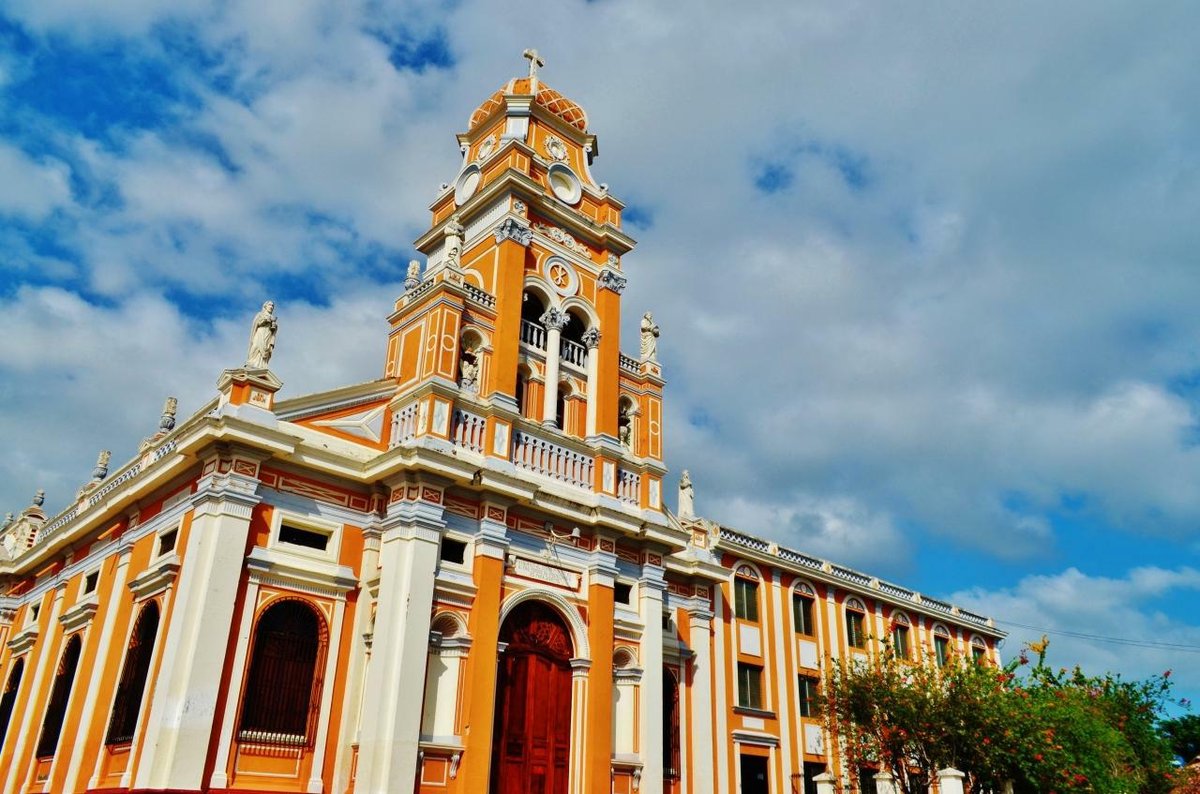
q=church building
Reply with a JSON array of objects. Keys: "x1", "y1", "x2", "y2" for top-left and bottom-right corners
[{"x1": 0, "y1": 54, "x2": 1003, "y2": 794}]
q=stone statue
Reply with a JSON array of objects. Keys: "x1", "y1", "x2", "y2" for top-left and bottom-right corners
[
  {"x1": 246, "y1": 301, "x2": 278, "y2": 369},
  {"x1": 459, "y1": 351, "x2": 479, "y2": 393},
  {"x1": 619, "y1": 422, "x2": 632, "y2": 448},
  {"x1": 640, "y1": 312, "x2": 659, "y2": 362},
  {"x1": 160, "y1": 397, "x2": 178, "y2": 432},
  {"x1": 32, "y1": 489, "x2": 44, "y2": 508},
  {"x1": 444, "y1": 214, "x2": 464, "y2": 268},
  {"x1": 678, "y1": 470, "x2": 695, "y2": 519}
]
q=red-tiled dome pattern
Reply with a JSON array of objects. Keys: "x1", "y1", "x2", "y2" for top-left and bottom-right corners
[{"x1": 468, "y1": 78, "x2": 588, "y2": 132}]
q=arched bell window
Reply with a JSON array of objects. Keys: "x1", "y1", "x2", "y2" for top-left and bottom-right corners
[
  {"x1": 237, "y1": 600, "x2": 326, "y2": 746},
  {"x1": 0, "y1": 658, "x2": 25, "y2": 754},
  {"x1": 106, "y1": 601, "x2": 161, "y2": 745},
  {"x1": 36, "y1": 634, "x2": 83, "y2": 758}
]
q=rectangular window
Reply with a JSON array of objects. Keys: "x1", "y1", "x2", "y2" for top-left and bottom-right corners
[
  {"x1": 157, "y1": 528, "x2": 177, "y2": 556},
  {"x1": 737, "y1": 663, "x2": 764, "y2": 710},
  {"x1": 798, "y1": 675, "x2": 819, "y2": 718},
  {"x1": 614, "y1": 582, "x2": 633, "y2": 605},
  {"x1": 935, "y1": 636, "x2": 951, "y2": 668},
  {"x1": 83, "y1": 571, "x2": 99, "y2": 595},
  {"x1": 891, "y1": 624, "x2": 910, "y2": 659},
  {"x1": 440, "y1": 537, "x2": 467, "y2": 564},
  {"x1": 279, "y1": 524, "x2": 329, "y2": 551},
  {"x1": 845, "y1": 611, "x2": 866, "y2": 649},
  {"x1": 734, "y1": 578, "x2": 759, "y2": 622},
  {"x1": 972, "y1": 643, "x2": 987, "y2": 663},
  {"x1": 793, "y1": 593, "x2": 814, "y2": 635}
]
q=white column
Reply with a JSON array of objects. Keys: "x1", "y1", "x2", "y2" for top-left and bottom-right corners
[
  {"x1": 874, "y1": 770, "x2": 899, "y2": 794},
  {"x1": 937, "y1": 768, "x2": 966, "y2": 794},
  {"x1": 769, "y1": 570, "x2": 794, "y2": 788},
  {"x1": 134, "y1": 474, "x2": 261, "y2": 791},
  {"x1": 353, "y1": 497, "x2": 444, "y2": 794},
  {"x1": 569, "y1": 659, "x2": 591, "y2": 794},
  {"x1": 206, "y1": 577, "x2": 262, "y2": 789},
  {"x1": 638, "y1": 564, "x2": 665, "y2": 794},
  {"x1": 306, "y1": 597, "x2": 347, "y2": 792},
  {"x1": 1, "y1": 586, "x2": 66, "y2": 794},
  {"x1": 814, "y1": 771, "x2": 838, "y2": 794},
  {"x1": 687, "y1": 604, "x2": 716, "y2": 794},
  {"x1": 540, "y1": 308, "x2": 569, "y2": 427},
  {"x1": 68, "y1": 546, "x2": 134, "y2": 793},
  {"x1": 582, "y1": 328, "x2": 602, "y2": 438}
]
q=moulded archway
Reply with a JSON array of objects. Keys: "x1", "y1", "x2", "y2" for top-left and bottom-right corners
[{"x1": 490, "y1": 599, "x2": 576, "y2": 794}]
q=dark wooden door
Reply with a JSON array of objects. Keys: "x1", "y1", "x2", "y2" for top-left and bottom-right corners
[
  {"x1": 492, "y1": 602, "x2": 574, "y2": 794},
  {"x1": 741, "y1": 754, "x2": 770, "y2": 794}
]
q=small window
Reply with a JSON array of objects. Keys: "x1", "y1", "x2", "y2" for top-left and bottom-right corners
[
  {"x1": 28, "y1": 604, "x2": 40, "y2": 624},
  {"x1": 858, "y1": 766, "x2": 879, "y2": 794},
  {"x1": 971, "y1": 637, "x2": 988, "y2": 664},
  {"x1": 845, "y1": 601, "x2": 867, "y2": 649},
  {"x1": 798, "y1": 675, "x2": 819, "y2": 718},
  {"x1": 934, "y1": 626, "x2": 951, "y2": 668},
  {"x1": 279, "y1": 524, "x2": 329, "y2": 551},
  {"x1": 793, "y1": 587, "x2": 815, "y2": 635},
  {"x1": 737, "y1": 663, "x2": 764, "y2": 710},
  {"x1": 157, "y1": 529, "x2": 178, "y2": 556},
  {"x1": 83, "y1": 571, "x2": 99, "y2": 595},
  {"x1": 614, "y1": 582, "x2": 633, "y2": 605},
  {"x1": 734, "y1": 576, "x2": 759, "y2": 622},
  {"x1": 440, "y1": 538, "x2": 467, "y2": 565}
]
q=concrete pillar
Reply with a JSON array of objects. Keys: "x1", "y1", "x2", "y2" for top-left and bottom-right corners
[
  {"x1": 583, "y1": 328, "x2": 602, "y2": 438},
  {"x1": 637, "y1": 563, "x2": 666, "y2": 794},
  {"x1": 874, "y1": 770, "x2": 898, "y2": 794},
  {"x1": 687, "y1": 605, "x2": 715, "y2": 794},
  {"x1": 585, "y1": 550, "x2": 618, "y2": 794},
  {"x1": 541, "y1": 308, "x2": 570, "y2": 427},
  {"x1": 814, "y1": 771, "x2": 838, "y2": 794},
  {"x1": 134, "y1": 466, "x2": 261, "y2": 791},
  {"x1": 937, "y1": 768, "x2": 966, "y2": 794},
  {"x1": 353, "y1": 494, "x2": 444, "y2": 794}
]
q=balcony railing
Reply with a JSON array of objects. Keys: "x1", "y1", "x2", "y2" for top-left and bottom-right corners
[
  {"x1": 512, "y1": 428, "x2": 593, "y2": 489},
  {"x1": 560, "y1": 337, "x2": 586, "y2": 368},
  {"x1": 451, "y1": 409, "x2": 487, "y2": 454},
  {"x1": 520, "y1": 319, "x2": 547, "y2": 351},
  {"x1": 616, "y1": 469, "x2": 640, "y2": 506}
]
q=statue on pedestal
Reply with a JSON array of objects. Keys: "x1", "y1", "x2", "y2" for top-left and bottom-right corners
[
  {"x1": 640, "y1": 312, "x2": 659, "y2": 362},
  {"x1": 246, "y1": 301, "x2": 278, "y2": 369},
  {"x1": 678, "y1": 470, "x2": 695, "y2": 519}
]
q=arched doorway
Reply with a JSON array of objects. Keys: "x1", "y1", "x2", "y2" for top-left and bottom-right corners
[{"x1": 491, "y1": 600, "x2": 574, "y2": 794}]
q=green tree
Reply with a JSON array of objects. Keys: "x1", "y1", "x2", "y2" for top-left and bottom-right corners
[
  {"x1": 1161, "y1": 714, "x2": 1200, "y2": 765},
  {"x1": 822, "y1": 639, "x2": 1185, "y2": 794}
]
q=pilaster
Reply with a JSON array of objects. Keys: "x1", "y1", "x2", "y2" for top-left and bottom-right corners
[
  {"x1": 585, "y1": 547, "x2": 618, "y2": 794},
  {"x1": 637, "y1": 562, "x2": 667, "y2": 794},
  {"x1": 353, "y1": 488, "x2": 445, "y2": 794},
  {"x1": 134, "y1": 453, "x2": 263, "y2": 791},
  {"x1": 686, "y1": 603, "x2": 716, "y2": 794}
]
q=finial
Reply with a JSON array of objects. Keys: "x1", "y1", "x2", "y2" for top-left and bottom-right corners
[
  {"x1": 32, "y1": 489, "x2": 44, "y2": 508},
  {"x1": 245, "y1": 300, "x2": 278, "y2": 369},
  {"x1": 405, "y1": 260, "x2": 422, "y2": 291},
  {"x1": 2, "y1": 513, "x2": 12, "y2": 527},
  {"x1": 92, "y1": 450, "x2": 111, "y2": 482},
  {"x1": 523, "y1": 48, "x2": 545, "y2": 90},
  {"x1": 159, "y1": 397, "x2": 178, "y2": 432}
]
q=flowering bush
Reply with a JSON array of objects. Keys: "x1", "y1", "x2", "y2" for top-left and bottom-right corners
[{"x1": 821, "y1": 639, "x2": 1188, "y2": 794}]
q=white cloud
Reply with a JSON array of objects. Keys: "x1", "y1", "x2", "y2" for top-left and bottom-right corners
[
  {"x1": 951, "y1": 567, "x2": 1200, "y2": 702},
  {"x1": 0, "y1": 143, "x2": 70, "y2": 219}
]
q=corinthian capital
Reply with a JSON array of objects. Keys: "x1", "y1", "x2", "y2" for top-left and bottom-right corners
[
  {"x1": 493, "y1": 218, "x2": 533, "y2": 247},
  {"x1": 539, "y1": 308, "x2": 570, "y2": 330},
  {"x1": 581, "y1": 327, "x2": 601, "y2": 349}
]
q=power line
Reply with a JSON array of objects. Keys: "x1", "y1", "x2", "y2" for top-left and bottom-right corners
[{"x1": 996, "y1": 619, "x2": 1200, "y2": 654}]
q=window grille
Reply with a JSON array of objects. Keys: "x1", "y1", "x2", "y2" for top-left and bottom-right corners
[
  {"x1": 0, "y1": 658, "x2": 25, "y2": 753},
  {"x1": 663, "y1": 667, "x2": 681, "y2": 779},
  {"x1": 237, "y1": 600, "x2": 325, "y2": 746},
  {"x1": 106, "y1": 602, "x2": 161, "y2": 744},
  {"x1": 36, "y1": 634, "x2": 82, "y2": 758}
]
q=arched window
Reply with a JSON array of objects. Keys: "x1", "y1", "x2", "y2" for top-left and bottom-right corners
[
  {"x1": 971, "y1": 636, "x2": 988, "y2": 664},
  {"x1": 237, "y1": 600, "x2": 325, "y2": 746},
  {"x1": 106, "y1": 601, "x2": 161, "y2": 744},
  {"x1": 890, "y1": 612, "x2": 911, "y2": 660},
  {"x1": 933, "y1": 625, "x2": 952, "y2": 668},
  {"x1": 36, "y1": 634, "x2": 82, "y2": 758},
  {"x1": 844, "y1": 598, "x2": 867, "y2": 650},
  {"x1": 733, "y1": 565, "x2": 760, "y2": 622},
  {"x1": 0, "y1": 658, "x2": 25, "y2": 753},
  {"x1": 663, "y1": 667, "x2": 681, "y2": 779},
  {"x1": 793, "y1": 583, "x2": 816, "y2": 636}
]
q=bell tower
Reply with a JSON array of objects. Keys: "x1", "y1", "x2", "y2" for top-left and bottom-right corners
[{"x1": 383, "y1": 53, "x2": 667, "y2": 511}]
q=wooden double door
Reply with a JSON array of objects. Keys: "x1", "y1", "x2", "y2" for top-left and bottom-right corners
[{"x1": 491, "y1": 602, "x2": 574, "y2": 794}]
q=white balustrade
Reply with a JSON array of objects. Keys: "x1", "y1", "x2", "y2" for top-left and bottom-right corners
[
  {"x1": 390, "y1": 403, "x2": 420, "y2": 447},
  {"x1": 559, "y1": 337, "x2": 586, "y2": 368},
  {"x1": 511, "y1": 429, "x2": 593, "y2": 489},
  {"x1": 617, "y1": 468, "x2": 641, "y2": 505},
  {"x1": 520, "y1": 319, "x2": 547, "y2": 350},
  {"x1": 451, "y1": 410, "x2": 487, "y2": 453}
]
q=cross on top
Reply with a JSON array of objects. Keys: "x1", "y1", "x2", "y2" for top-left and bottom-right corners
[{"x1": 523, "y1": 48, "x2": 545, "y2": 81}]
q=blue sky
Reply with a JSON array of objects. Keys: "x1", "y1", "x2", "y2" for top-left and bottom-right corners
[{"x1": 1, "y1": 1, "x2": 1198, "y2": 709}]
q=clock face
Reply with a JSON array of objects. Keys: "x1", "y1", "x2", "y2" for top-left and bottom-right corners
[{"x1": 544, "y1": 257, "x2": 578, "y2": 297}]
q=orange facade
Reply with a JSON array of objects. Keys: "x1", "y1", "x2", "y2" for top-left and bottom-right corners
[{"x1": 0, "y1": 61, "x2": 1002, "y2": 794}]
